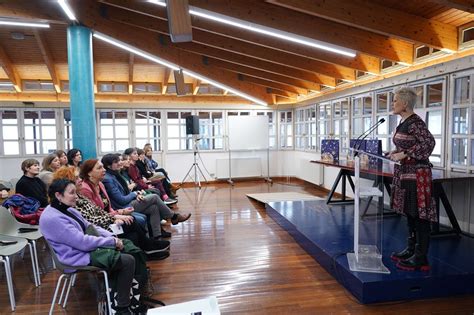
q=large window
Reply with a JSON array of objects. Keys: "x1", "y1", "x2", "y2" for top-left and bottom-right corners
[
  {"x1": 375, "y1": 91, "x2": 399, "y2": 152},
  {"x1": 166, "y1": 111, "x2": 192, "y2": 151},
  {"x1": 256, "y1": 110, "x2": 277, "y2": 149},
  {"x1": 23, "y1": 110, "x2": 57, "y2": 155},
  {"x1": 450, "y1": 71, "x2": 473, "y2": 169},
  {"x1": 198, "y1": 111, "x2": 224, "y2": 150},
  {"x1": 98, "y1": 110, "x2": 130, "y2": 153},
  {"x1": 0, "y1": 110, "x2": 20, "y2": 155},
  {"x1": 351, "y1": 94, "x2": 372, "y2": 139},
  {"x1": 295, "y1": 108, "x2": 307, "y2": 150},
  {"x1": 279, "y1": 111, "x2": 293, "y2": 149},
  {"x1": 332, "y1": 98, "x2": 349, "y2": 154},
  {"x1": 134, "y1": 110, "x2": 162, "y2": 151},
  {"x1": 317, "y1": 102, "x2": 331, "y2": 150}
]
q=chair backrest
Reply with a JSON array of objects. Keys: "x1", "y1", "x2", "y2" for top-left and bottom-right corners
[
  {"x1": 44, "y1": 238, "x2": 100, "y2": 273},
  {"x1": 0, "y1": 206, "x2": 21, "y2": 235}
]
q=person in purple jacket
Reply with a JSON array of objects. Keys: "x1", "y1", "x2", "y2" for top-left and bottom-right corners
[{"x1": 39, "y1": 179, "x2": 135, "y2": 315}]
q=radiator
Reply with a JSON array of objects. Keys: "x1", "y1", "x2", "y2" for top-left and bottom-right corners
[{"x1": 216, "y1": 158, "x2": 262, "y2": 179}]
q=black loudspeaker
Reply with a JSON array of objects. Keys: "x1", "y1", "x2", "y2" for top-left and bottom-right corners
[
  {"x1": 174, "y1": 69, "x2": 187, "y2": 96},
  {"x1": 185, "y1": 115, "x2": 199, "y2": 135}
]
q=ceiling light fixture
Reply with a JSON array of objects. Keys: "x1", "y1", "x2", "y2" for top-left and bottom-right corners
[
  {"x1": 58, "y1": 0, "x2": 77, "y2": 21},
  {"x1": 0, "y1": 20, "x2": 49, "y2": 28},
  {"x1": 93, "y1": 32, "x2": 267, "y2": 105},
  {"x1": 148, "y1": 0, "x2": 356, "y2": 57}
]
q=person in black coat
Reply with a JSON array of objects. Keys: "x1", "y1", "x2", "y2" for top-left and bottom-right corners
[{"x1": 15, "y1": 158, "x2": 48, "y2": 207}]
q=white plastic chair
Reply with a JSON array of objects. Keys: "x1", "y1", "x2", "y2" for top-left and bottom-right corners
[
  {"x1": 46, "y1": 240, "x2": 113, "y2": 315},
  {"x1": 0, "y1": 235, "x2": 34, "y2": 311},
  {"x1": 0, "y1": 206, "x2": 43, "y2": 286}
]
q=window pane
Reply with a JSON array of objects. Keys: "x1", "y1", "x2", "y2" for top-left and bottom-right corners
[
  {"x1": 4, "y1": 141, "x2": 19, "y2": 155},
  {"x1": 363, "y1": 97, "x2": 372, "y2": 115},
  {"x1": 115, "y1": 140, "x2": 129, "y2": 150},
  {"x1": 136, "y1": 139, "x2": 148, "y2": 150},
  {"x1": 454, "y1": 76, "x2": 470, "y2": 104},
  {"x1": 377, "y1": 115, "x2": 388, "y2": 135},
  {"x1": 452, "y1": 108, "x2": 468, "y2": 134},
  {"x1": 42, "y1": 141, "x2": 57, "y2": 153},
  {"x1": 431, "y1": 138, "x2": 441, "y2": 164},
  {"x1": 136, "y1": 125, "x2": 148, "y2": 137},
  {"x1": 168, "y1": 139, "x2": 180, "y2": 150},
  {"x1": 24, "y1": 125, "x2": 39, "y2": 140},
  {"x1": 214, "y1": 138, "x2": 224, "y2": 149},
  {"x1": 353, "y1": 98, "x2": 362, "y2": 115},
  {"x1": 115, "y1": 125, "x2": 129, "y2": 138},
  {"x1": 25, "y1": 141, "x2": 39, "y2": 155},
  {"x1": 115, "y1": 111, "x2": 128, "y2": 124},
  {"x1": 377, "y1": 93, "x2": 388, "y2": 113},
  {"x1": 42, "y1": 126, "x2": 56, "y2": 139},
  {"x1": 414, "y1": 86, "x2": 424, "y2": 108},
  {"x1": 2, "y1": 110, "x2": 17, "y2": 124},
  {"x1": 41, "y1": 111, "x2": 55, "y2": 123},
  {"x1": 24, "y1": 111, "x2": 39, "y2": 124},
  {"x1": 100, "y1": 111, "x2": 113, "y2": 123},
  {"x1": 101, "y1": 140, "x2": 114, "y2": 152},
  {"x1": 452, "y1": 138, "x2": 467, "y2": 165},
  {"x1": 3, "y1": 126, "x2": 18, "y2": 140},
  {"x1": 135, "y1": 111, "x2": 148, "y2": 124},
  {"x1": 341, "y1": 100, "x2": 349, "y2": 117},
  {"x1": 426, "y1": 110, "x2": 442, "y2": 135},
  {"x1": 353, "y1": 118, "x2": 363, "y2": 136},
  {"x1": 101, "y1": 126, "x2": 114, "y2": 138},
  {"x1": 427, "y1": 83, "x2": 443, "y2": 107}
]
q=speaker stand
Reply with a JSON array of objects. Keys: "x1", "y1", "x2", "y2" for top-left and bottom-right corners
[{"x1": 181, "y1": 143, "x2": 209, "y2": 188}]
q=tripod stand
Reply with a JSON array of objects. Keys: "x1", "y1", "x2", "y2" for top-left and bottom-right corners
[{"x1": 181, "y1": 137, "x2": 209, "y2": 188}]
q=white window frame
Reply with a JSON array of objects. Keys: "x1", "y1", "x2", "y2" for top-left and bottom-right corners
[
  {"x1": 278, "y1": 110, "x2": 293, "y2": 149},
  {"x1": 133, "y1": 110, "x2": 163, "y2": 151},
  {"x1": 97, "y1": 109, "x2": 131, "y2": 154}
]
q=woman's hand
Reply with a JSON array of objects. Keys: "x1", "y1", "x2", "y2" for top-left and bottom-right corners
[
  {"x1": 128, "y1": 182, "x2": 136, "y2": 191},
  {"x1": 121, "y1": 207, "x2": 134, "y2": 215},
  {"x1": 390, "y1": 151, "x2": 407, "y2": 162},
  {"x1": 115, "y1": 214, "x2": 134, "y2": 225},
  {"x1": 114, "y1": 218, "x2": 125, "y2": 226},
  {"x1": 114, "y1": 238, "x2": 124, "y2": 251},
  {"x1": 136, "y1": 194, "x2": 145, "y2": 202}
]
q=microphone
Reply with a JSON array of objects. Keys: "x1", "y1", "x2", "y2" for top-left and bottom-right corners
[{"x1": 352, "y1": 118, "x2": 385, "y2": 156}]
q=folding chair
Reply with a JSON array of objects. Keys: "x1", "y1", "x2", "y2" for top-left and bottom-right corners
[
  {"x1": 46, "y1": 240, "x2": 113, "y2": 315},
  {"x1": 0, "y1": 206, "x2": 43, "y2": 286},
  {"x1": 0, "y1": 235, "x2": 34, "y2": 311}
]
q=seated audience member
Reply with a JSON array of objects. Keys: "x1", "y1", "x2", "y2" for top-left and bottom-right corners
[
  {"x1": 144, "y1": 145, "x2": 180, "y2": 195},
  {"x1": 67, "y1": 148, "x2": 82, "y2": 175},
  {"x1": 125, "y1": 148, "x2": 177, "y2": 205},
  {"x1": 55, "y1": 149, "x2": 69, "y2": 167},
  {"x1": 53, "y1": 166, "x2": 169, "y2": 257},
  {"x1": 38, "y1": 153, "x2": 61, "y2": 188},
  {"x1": 15, "y1": 159, "x2": 48, "y2": 207},
  {"x1": 101, "y1": 154, "x2": 191, "y2": 239},
  {"x1": 39, "y1": 179, "x2": 141, "y2": 314}
]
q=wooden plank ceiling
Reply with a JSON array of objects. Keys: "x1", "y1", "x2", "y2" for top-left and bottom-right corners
[{"x1": 0, "y1": 0, "x2": 472, "y2": 105}]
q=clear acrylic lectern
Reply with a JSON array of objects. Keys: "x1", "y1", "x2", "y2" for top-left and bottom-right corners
[{"x1": 346, "y1": 149, "x2": 399, "y2": 274}]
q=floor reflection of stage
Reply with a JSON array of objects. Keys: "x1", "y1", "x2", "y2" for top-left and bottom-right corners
[{"x1": 266, "y1": 199, "x2": 474, "y2": 304}]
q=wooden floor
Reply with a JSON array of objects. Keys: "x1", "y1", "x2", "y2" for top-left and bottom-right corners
[{"x1": 1, "y1": 179, "x2": 474, "y2": 314}]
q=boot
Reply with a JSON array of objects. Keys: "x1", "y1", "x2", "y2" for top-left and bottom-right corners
[
  {"x1": 397, "y1": 228, "x2": 430, "y2": 271},
  {"x1": 171, "y1": 213, "x2": 191, "y2": 225},
  {"x1": 390, "y1": 236, "x2": 415, "y2": 262}
]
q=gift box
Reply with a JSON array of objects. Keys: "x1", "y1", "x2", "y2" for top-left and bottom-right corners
[
  {"x1": 366, "y1": 139, "x2": 382, "y2": 168},
  {"x1": 321, "y1": 139, "x2": 339, "y2": 162}
]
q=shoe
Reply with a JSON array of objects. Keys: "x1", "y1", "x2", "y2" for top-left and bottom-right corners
[
  {"x1": 391, "y1": 236, "x2": 416, "y2": 262},
  {"x1": 164, "y1": 198, "x2": 178, "y2": 205},
  {"x1": 146, "y1": 250, "x2": 170, "y2": 261},
  {"x1": 146, "y1": 239, "x2": 170, "y2": 253},
  {"x1": 115, "y1": 306, "x2": 132, "y2": 315},
  {"x1": 160, "y1": 230, "x2": 172, "y2": 238},
  {"x1": 396, "y1": 229, "x2": 430, "y2": 271},
  {"x1": 171, "y1": 213, "x2": 191, "y2": 225}
]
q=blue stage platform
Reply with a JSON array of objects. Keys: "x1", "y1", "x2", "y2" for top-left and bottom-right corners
[{"x1": 265, "y1": 199, "x2": 474, "y2": 304}]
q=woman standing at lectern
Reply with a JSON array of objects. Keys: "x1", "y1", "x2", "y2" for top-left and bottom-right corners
[{"x1": 387, "y1": 86, "x2": 436, "y2": 271}]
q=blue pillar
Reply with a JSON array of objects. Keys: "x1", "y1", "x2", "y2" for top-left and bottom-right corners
[{"x1": 67, "y1": 25, "x2": 97, "y2": 159}]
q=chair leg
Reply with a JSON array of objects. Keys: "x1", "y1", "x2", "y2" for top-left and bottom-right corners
[
  {"x1": 2, "y1": 257, "x2": 16, "y2": 311},
  {"x1": 26, "y1": 243, "x2": 38, "y2": 287},
  {"x1": 49, "y1": 274, "x2": 66, "y2": 315},
  {"x1": 62, "y1": 274, "x2": 76, "y2": 308},
  {"x1": 31, "y1": 240, "x2": 41, "y2": 286},
  {"x1": 58, "y1": 277, "x2": 69, "y2": 305},
  {"x1": 99, "y1": 270, "x2": 113, "y2": 315}
]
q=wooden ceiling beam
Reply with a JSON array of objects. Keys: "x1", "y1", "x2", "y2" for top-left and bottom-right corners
[
  {"x1": 34, "y1": 29, "x2": 61, "y2": 93},
  {"x1": 162, "y1": 67, "x2": 171, "y2": 94},
  {"x1": 239, "y1": 74, "x2": 307, "y2": 96},
  {"x1": 128, "y1": 53, "x2": 134, "y2": 94},
  {"x1": 102, "y1": 0, "x2": 380, "y2": 74},
  {"x1": 0, "y1": 0, "x2": 67, "y2": 23},
  {"x1": 188, "y1": 0, "x2": 414, "y2": 63},
  {"x1": 268, "y1": 0, "x2": 458, "y2": 51},
  {"x1": 207, "y1": 58, "x2": 322, "y2": 92},
  {"x1": 102, "y1": 3, "x2": 354, "y2": 81},
  {"x1": 71, "y1": 0, "x2": 273, "y2": 105},
  {"x1": 0, "y1": 43, "x2": 21, "y2": 92},
  {"x1": 192, "y1": 79, "x2": 201, "y2": 95},
  {"x1": 429, "y1": 0, "x2": 474, "y2": 13},
  {"x1": 171, "y1": 39, "x2": 336, "y2": 87}
]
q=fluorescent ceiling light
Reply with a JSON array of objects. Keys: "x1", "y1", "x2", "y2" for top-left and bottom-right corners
[
  {"x1": 183, "y1": 69, "x2": 267, "y2": 106},
  {"x1": 58, "y1": 0, "x2": 77, "y2": 21},
  {"x1": 148, "y1": 0, "x2": 355, "y2": 57},
  {"x1": 0, "y1": 20, "x2": 49, "y2": 28},
  {"x1": 93, "y1": 32, "x2": 180, "y2": 70},
  {"x1": 93, "y1": 32, "x2": 267, "y2": 105}
]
